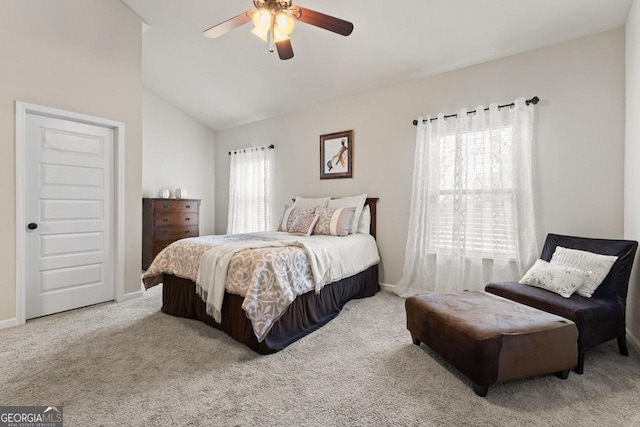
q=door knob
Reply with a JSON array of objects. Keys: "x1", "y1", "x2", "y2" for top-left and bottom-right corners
[{"x1": 28, "y1": 223, "x2": 38, "y2": 230}]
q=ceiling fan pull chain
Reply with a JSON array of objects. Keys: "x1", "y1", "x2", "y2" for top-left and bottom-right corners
[{"x1": 268, "y1": 12, "x2": 275, "y2": 53}]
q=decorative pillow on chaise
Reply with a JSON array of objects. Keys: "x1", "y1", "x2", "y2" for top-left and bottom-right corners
[
  {"x1": 550, "y1": 247, "x2": 618, "y2": 298},
  {"x1": 519, "y1": 259, "x2": 592, "y2": 298}
]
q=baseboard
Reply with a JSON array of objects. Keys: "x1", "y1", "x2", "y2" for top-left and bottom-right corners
[
  {"x1": 117, "y1": 289, "x2": 143, "y2": 302},
  {"x1": 0, "y1": 317, "x2": 18, "y2": 330},
  {"x1": 626, "y1": 327, "x2": 640, "y2": 353},
  {"x1": 379, "y1": 282, "x2": 395, "y2": 293}
]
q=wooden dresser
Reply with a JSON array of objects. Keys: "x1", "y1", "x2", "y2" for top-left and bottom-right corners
[{"x1": 142, "y1": 198, "x2": 201, "y2": 270}]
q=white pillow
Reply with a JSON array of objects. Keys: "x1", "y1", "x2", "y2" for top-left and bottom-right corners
[
  {"x1": 292, "y1": 196, "x2": 330, "y2": 208},
  {"x1": 357, "y1": 205, "x2": 371, "y2": 234},
  {"x1": 519, "y1": 259, "x2": 592, "y2": 298},
  {"x1": 550, "y1": 246, "x2": 618, "y2": 298},
  {"x1": 327, "y1": 194, "x2": 367, "y2": 234}
]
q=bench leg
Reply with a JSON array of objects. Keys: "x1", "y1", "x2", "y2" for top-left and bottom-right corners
[
  {"x1": 554, "y1": 370, "x2": 570, "y2": 380},
  {"x1": 574, "y1": 353, "x2": 584, "y2": 375},
  {"x1": 472, "y1": 383, "x2": 489, "y2": 397},
  {"x1": 618, "y1": 335, "x2": 629, "y2": 357},
  {"x1": 411, "y1": 334, "x2": 421, "y2": 346}
]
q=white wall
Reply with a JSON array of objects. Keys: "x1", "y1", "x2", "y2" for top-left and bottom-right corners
[
  {"x1": 625, "y1": 0, "x2": 640, "y2": 349},
  {"x1": 215, "y1": 29, "x2": 626, "y2": 286},
  {"x1": 142, "y1": 89, "x2": 216, "y2": 234},
  {"x1": 0, "y1": 0, "x2": 143, "y2": 323}
]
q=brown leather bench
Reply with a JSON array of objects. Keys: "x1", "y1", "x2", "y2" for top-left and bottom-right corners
[{"x1": 406, "y1": 291, "x2": 578, "y2": 396}]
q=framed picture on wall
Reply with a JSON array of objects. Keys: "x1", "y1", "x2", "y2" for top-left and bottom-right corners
[{"x1": 320, "y1": 130, "x2": 353, "y2": 179}]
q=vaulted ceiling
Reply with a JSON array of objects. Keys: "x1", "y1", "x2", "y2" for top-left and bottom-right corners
[{"x1": 122, "y1": 0, "x2": 633, "y2": 130}]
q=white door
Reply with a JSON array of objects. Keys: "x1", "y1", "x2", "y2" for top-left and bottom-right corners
[{"x1": 25, "y1": 114, "x2": 115, "y2": 319}]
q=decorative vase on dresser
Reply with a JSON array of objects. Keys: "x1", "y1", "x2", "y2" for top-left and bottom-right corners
[{"x1": 142, "y1": 198, "x2": 201, "y2": 270}]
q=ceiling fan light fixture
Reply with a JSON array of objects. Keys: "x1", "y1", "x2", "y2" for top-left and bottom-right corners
[
  {"x1": 275, "y1": 12, "x2": 295, "y2": 36},
  {"x1": 251, "y1": 26, "x2": 269, "y2": 42},
  {"x1": 252, "y1": 9, "x2": 272, "y2": 31},
  {"x1": 273, "y1": 29, "x2": 289, "y2": 42}
]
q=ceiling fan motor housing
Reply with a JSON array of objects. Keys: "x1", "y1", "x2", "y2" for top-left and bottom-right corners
[{"x1": 253, "y1": 0, "x2": 294, "y2": 13}]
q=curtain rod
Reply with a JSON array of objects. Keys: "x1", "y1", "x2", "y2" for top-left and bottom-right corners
[
  {"x1": 412, "y1": 96, "x2": 539, "y2": 126},
  {"x1": 228, "y1": 144, "x2": 275, "y2": 155}
]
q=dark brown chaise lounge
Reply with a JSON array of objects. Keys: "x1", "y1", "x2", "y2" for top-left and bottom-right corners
[{"x1": 486, "y1": 233, "x2": 638, "y2": 374}]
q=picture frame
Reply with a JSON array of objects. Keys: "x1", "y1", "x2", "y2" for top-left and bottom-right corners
[{"x1": 320, "y1": 130, "x2": 353, "y2": 179}]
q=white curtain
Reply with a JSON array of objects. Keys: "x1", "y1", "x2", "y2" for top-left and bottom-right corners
[
  {"x1": 394, "y1": 98, "x2": 538, "y2": 297},
  {"x1": 227, "y1": 147, "x2": 274, "y2": 234}
]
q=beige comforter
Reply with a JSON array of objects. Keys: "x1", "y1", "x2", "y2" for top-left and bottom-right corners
[{"x1": 142, "y1": 232, "x2": 380, "y2": 342}]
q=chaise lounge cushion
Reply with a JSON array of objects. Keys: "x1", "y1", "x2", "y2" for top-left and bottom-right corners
[{"x1": 485, "y1": 282, "x2": 624, "y2": 353}]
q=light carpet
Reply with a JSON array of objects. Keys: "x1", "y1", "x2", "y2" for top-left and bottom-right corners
[{"x1": 1, "y1": 286, "x2": 640, "y2": 427}]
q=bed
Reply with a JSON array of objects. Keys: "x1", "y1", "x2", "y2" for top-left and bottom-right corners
[{"x1": 142, "y1": 197, "x2": 380, "y2": 354}]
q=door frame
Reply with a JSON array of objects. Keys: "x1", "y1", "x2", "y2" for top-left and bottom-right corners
[{"x1": 15, "y1": 101, "x2": 126, "y2": 325}]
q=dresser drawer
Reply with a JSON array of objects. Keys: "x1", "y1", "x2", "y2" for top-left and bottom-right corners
[
  {"x1": 154, "y1": 212, "x2": 198, "y2": 226},
  {"x1": 154, "y1": 225, "x2": 199, "y2": 240},
  {"x1": 153, "y1": 200, "x2": 199, "y2": 213},
  {"x1": 152, "y1": 239, "x2": 181, "y2": 257}
]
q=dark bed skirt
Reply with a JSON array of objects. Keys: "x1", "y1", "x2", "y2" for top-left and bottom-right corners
[{"x1": 161, "y1": 264, "x2": 380, "y2": 354}]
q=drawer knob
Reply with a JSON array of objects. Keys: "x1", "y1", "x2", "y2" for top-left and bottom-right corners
[
  {"x1": 186, "y1": 205, "x2": 191, "y2": 209},
  {"x1": 162, "y1": 218, "x2": 169, "y2": 222},
  {"x1": 163, "y1": 204, "x2": 169, "y2": 209},
  {"x1": 162, "y1": 230, "x2": 168, "y2": 235},
  {"x1": 185, "y1": 230, "x2": 190, "y2": 234},
  {"x1": 185, "y1": 217, "x2": 191, "y2": 221}
]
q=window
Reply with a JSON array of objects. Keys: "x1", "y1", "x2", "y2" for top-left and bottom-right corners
[
  {"x1": 227, "y1": 147, "x2": 274, "y2": 234},
  {"x1": 394, "y1": 98, "x2": 537, "y2": 297},
  {"x1": 429, "y1": 125, "x2": 518, "y2": 260}
]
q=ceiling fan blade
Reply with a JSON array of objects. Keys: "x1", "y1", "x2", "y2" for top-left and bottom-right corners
[
  {"x1": 203, "y1": 11, "x2": 253, "y2": 39},
  {"x1": 276, "y1": 39, "x2": 294, "y2": 60},
  {"x1": 296, "y1": 7, "x2": 353, "y2": 36}
]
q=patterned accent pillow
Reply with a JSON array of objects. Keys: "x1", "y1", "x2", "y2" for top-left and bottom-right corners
[
  {"x1": 519, "y1": 259, "x2": 593, "y2": 298},
  {"x1": 313, "y1": 207, "x2": 356, "y2": 237},
  {"x1": 289, "y1": 214, "x2": 320, "y2": 236},
  {"x1": 550, "y1": 247, "x2": 618, "y2": 298},
  {"x1": 277, "y1": 207, "x2": 316, "y2": 232}
]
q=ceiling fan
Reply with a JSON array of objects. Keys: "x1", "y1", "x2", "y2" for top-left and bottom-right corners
[{"x1": 202, "y1": 0, "x2": 354, "y2": 60}]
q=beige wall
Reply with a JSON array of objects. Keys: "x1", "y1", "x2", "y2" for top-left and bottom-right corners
[
  {"x1": 625, "y1": 0, "x2": 640, "y2": 349},
  {"x1": 142, "y1": 89, "x2": 216, "y2": 234},
  {"x1": 0, "y1": 0, "x2": 142, "y2": 322},
  {"x1": 215, "y1": 29, "x2": 626, "y2": 287}
]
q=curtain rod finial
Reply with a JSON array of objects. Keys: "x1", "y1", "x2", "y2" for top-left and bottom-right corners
[
  {"x1": 412, "y1": 119, "x2": 418, "y2": 126},
  {"x1": 527, "y1": 96, "x2": 539, "y2": 105}
]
